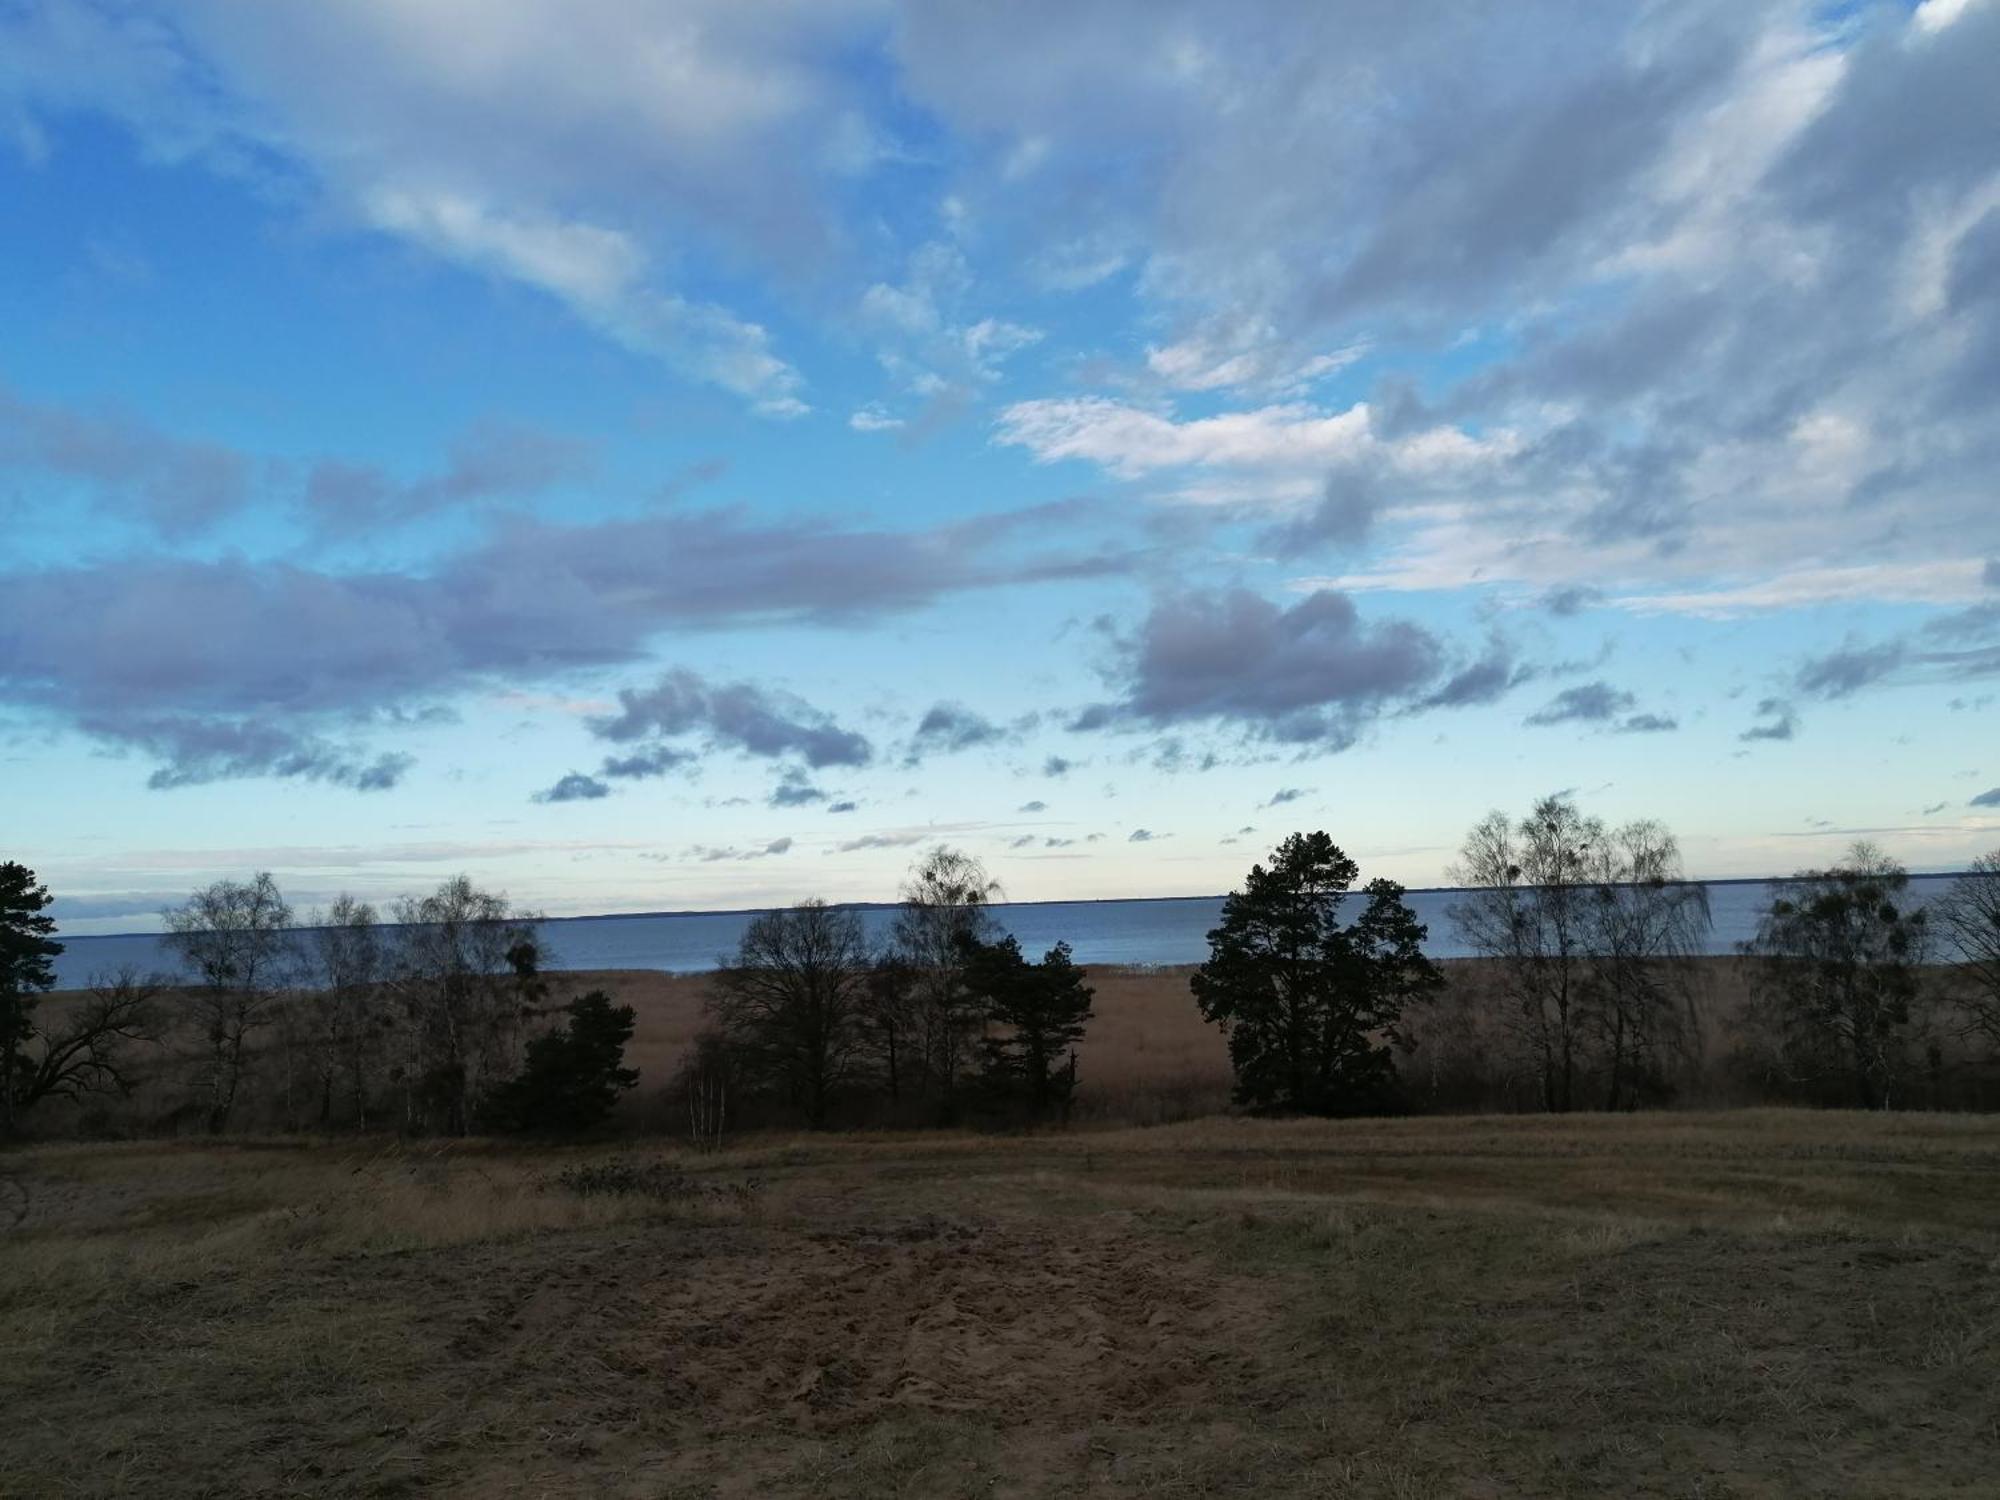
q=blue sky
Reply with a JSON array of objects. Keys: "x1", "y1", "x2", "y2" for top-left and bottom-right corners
[{"x1": 2, "y1": 0, "x2": 1996, "y2": 934}]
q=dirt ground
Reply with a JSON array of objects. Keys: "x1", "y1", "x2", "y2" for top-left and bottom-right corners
[{"x1": 4, "y1": 1110, "x2": 1998, "y2": 1498}]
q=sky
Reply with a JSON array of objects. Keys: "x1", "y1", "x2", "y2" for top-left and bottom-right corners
[{"x1": 2, "y1": 0, "x2": 1997, "y2": 936}]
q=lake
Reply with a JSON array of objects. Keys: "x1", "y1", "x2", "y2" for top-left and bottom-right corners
[{"x1": 45, "y1": 875, "x2": 1962, "y2": 991}]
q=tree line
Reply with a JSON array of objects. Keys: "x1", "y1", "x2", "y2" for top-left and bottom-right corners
[{"x1": 4, "y1": 806, "x2": 1997, "y2": 1137}]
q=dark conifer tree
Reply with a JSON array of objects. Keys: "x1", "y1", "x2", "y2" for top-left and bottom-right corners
[{"x1": 1193, "y1": 832, "x2": 1439, "y2": 1115}]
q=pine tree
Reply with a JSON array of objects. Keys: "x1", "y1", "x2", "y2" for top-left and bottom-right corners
[
  {"x1": 964, "y1": 936, "x2": 1094, "y2": 1116},
  {"x1": 1193, "y1": 832, "x2": 1440, "y2": 1115},
  {"x1": 485, "y1": 990, "x2": 639, "y2": 1133},
  {"x1": 1, "y1": 861, "x2": 64, "y2": 1135}
]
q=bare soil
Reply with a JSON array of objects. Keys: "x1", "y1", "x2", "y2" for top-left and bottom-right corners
[{"x1": 4, "y1": 1111, "x2": 1998, "y2": 1497}]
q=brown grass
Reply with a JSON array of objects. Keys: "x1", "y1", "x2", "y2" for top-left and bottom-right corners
[{"x1": 4, "y1": 1110, "x2": 1999, "y2": 1497}]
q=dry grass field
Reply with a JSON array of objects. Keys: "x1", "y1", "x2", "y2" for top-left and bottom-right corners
[{"x1": 5, "y1": 1109, "x2": 1999, "y2": 1497}]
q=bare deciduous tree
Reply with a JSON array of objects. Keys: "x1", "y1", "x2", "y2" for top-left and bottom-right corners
[
  {"x1": 1585, "y1": 820, "x2": 1711, "y2": 1109},
  {"x1": 1934, "y1": 850, "x2": 2000, "y2": 1056},
  {"x1": 390, "y1": 876, "x2": 542, "y2": 1134},
  {"x1": 1452, "y1": 798, "x2": 1712, "y2": 1111},
  {"x1": 10, "y1": 968, "x2": 159, "y2": 1117},
  {"x1": 890, "y1": 845, "x2": 999, "y2": 1114},
  {"x1": 1449, "y1": 797, "x2": 1601, "y2": 1112},
  {"x1": 165, "y1": 872, "x2": 297, "y2": 1133},
  {"x1": 710, "y1": 900, "x2": 871, "y2": 1128},
  {"x1": 303, "y1": 895, "x2": 387, "y2": 1128},
  {"x1": 1741, "y1": 842, "x2": 1929, "y2": 1109}
]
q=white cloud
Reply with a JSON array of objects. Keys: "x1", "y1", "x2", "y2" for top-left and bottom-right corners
[
  {"x1": 1613, "y1": 562, "x2": 1990, "y2": 618},
  {"x1": 994, "y1": 396, "x2": 1512, "y2": 483},
  {"x1": 849, "y1": 405, "x2": 905, "y2": 433},
  {"x1": 1, "y1": 0, "x2": 848, "y2": 412}
]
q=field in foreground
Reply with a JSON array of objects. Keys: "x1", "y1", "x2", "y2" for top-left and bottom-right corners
[{"x1": 4, "y1": 1112, "x2": 1999, "y2": 1498}]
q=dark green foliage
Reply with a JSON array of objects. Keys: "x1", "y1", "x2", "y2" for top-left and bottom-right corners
[
  {"x1": 1742, "y1": 844, "x2": 1929, "y2": 1108},
  {"x1": 1193, "y1": 832, "x2": 1440, "y2": 1115},
  {"x1": 962, "y1": 935, "x2": 1094, "y2": 1115},
  {"x1": 486, "y1": 990, "x2": 639, "y2": 1133},
  {"x1": 1, "y1": 862, "x2": 64, "y2": 1133}
]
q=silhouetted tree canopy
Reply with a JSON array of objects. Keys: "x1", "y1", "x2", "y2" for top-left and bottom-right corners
[
  {"x1": 485, "y1": 990, "x2": 638, "y2": 1133},
  {"x1": 711, "y1": 900, "x2": 871, "y2": 1128},
  {"x1": 2, "y1": 861, "x2": 65, "y2": 1133},
  {"x1": 962, "y1": 934, "x2": 1093, "y2": 1116},
  {"x1": 1742, "y1": 843, "x2": 1929, "y2": 1109},
  {"x1": 1194, "y1": 832, "x2": 1439, "y2": 1115}
]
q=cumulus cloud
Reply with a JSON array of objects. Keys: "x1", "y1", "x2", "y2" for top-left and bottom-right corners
[
  {"x1": 767, "y1": 769, "x2": 829, "y2": 807},
  {"x1": 1042, "y1": 756, "x2": 1074, "y2": 777},
  {"x1": 0, "y1": 496, "x2": 1125, "y2": 789},
  {"x1": 909, "y1": 702, "x2": 1008, "y2": 756},
  {"x1": 1971, "y1": 787, "x2": 2000, "y2": 809},
  {"x1": 532, "y1": 772, "x2": 611, "y2": 804},
  {"x1": 1087, "y1": 588, "x2": 1453, "y2": 748},
  {"x1": 598, "y1": 745, "x2": 698, "y2": 782},
  {"x1": 1018, "y1": 799, "x2": 1047, "y2": 812},
  {"x1": 594, "y1": 670, "x2": 872, "y2": 770},
  {"x1": 1740, "y1": 698, "x2": 1800, "y2": 742},
  {"x1": 111, "y1": 717, "x2": 413, "y2": 793}
]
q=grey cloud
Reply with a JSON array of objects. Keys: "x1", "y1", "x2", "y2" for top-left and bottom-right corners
[
  {"x1": 99, "y1": 715, "x2": 413, "y2": 793},
  {"x1": 1985, "y1": 560, "x2": 1999, "y2": 589},
  {"x1": 910, "y1": 701, "x2": 1008, "y2": 756},
  {"x1": 1042, "y1": 756, "x2": 1074, "y2": 777},
  {"x1": 0, "y1": 382, "x2": 254, "y2": 537},
  {"x1": 1008, "y1": 834, "x2": 1036, "y2": 848},
  {"x1": 599, "y1": 745, "x2": 697, "y2": 781},
  {"x1": 1541, "y1": 585, "x2": 1603, "y2": 617},
  {"x1": 595, "y1": 669, "x2": 872, "y2": 770},
  {"x1": 1264, "y1": 787, "x2": 1309, "y2": 807},
  {"x1": 768, "y1": 769, "x2": 828, "y2": 808},
  {"x1": 49, "y1": 893, "x2": 185, "y2": 923},
  {"x1": 1525, "y1": 681, "x2": 1634, "y2": 727},
  {"x1": 827, "y1": 799, "x2": 859, "y2": 813},
  {"x1": 1018, "y1": 799, "x2": 1047, "y2": 812},
  {"x1": 1412, "y1": 641, "x2": 1529, "y2": 711},
  {"x1": 1796, "y1": 642, "x2": 1907, "y2": 700},
  {"x1": 1269, "y1": 470, "x2": 1375, "y2": 553},
  {"x1": 0, "y1": 498, "x2": 1124, "y2": 790},
  {"x1": 533, "y1": 772, "x2": 611, "y2": 804},
  {"x1": 833, "y1": 832, "x2": 927, "y2": 853},
  {"x1": 1099, "y1": 588, "x2": 1446, "y2": 748},
  {"x1": 1617, "y1": 712, "x2": 1678, "y2": 734},
  {"x1": 1740, "y1": 698, "x2": 1799, "y2": 742},
  {"x1": 1128, "y1": 828, "x2": 1160, "y2": 843},
  {"x1": 305, "y1": 423, "x2": 592, "y2": 533},
  {"x1": 1973, "y1": 788, "x2": 2000, "y2": 809},
  {"x1": 695, "y1": 838, "x2": 793, "y2": 863}
]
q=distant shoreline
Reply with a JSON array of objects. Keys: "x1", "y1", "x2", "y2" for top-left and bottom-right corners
[{"x1": 52, "y1": 870, "x2": 1972, "y2": 945}]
